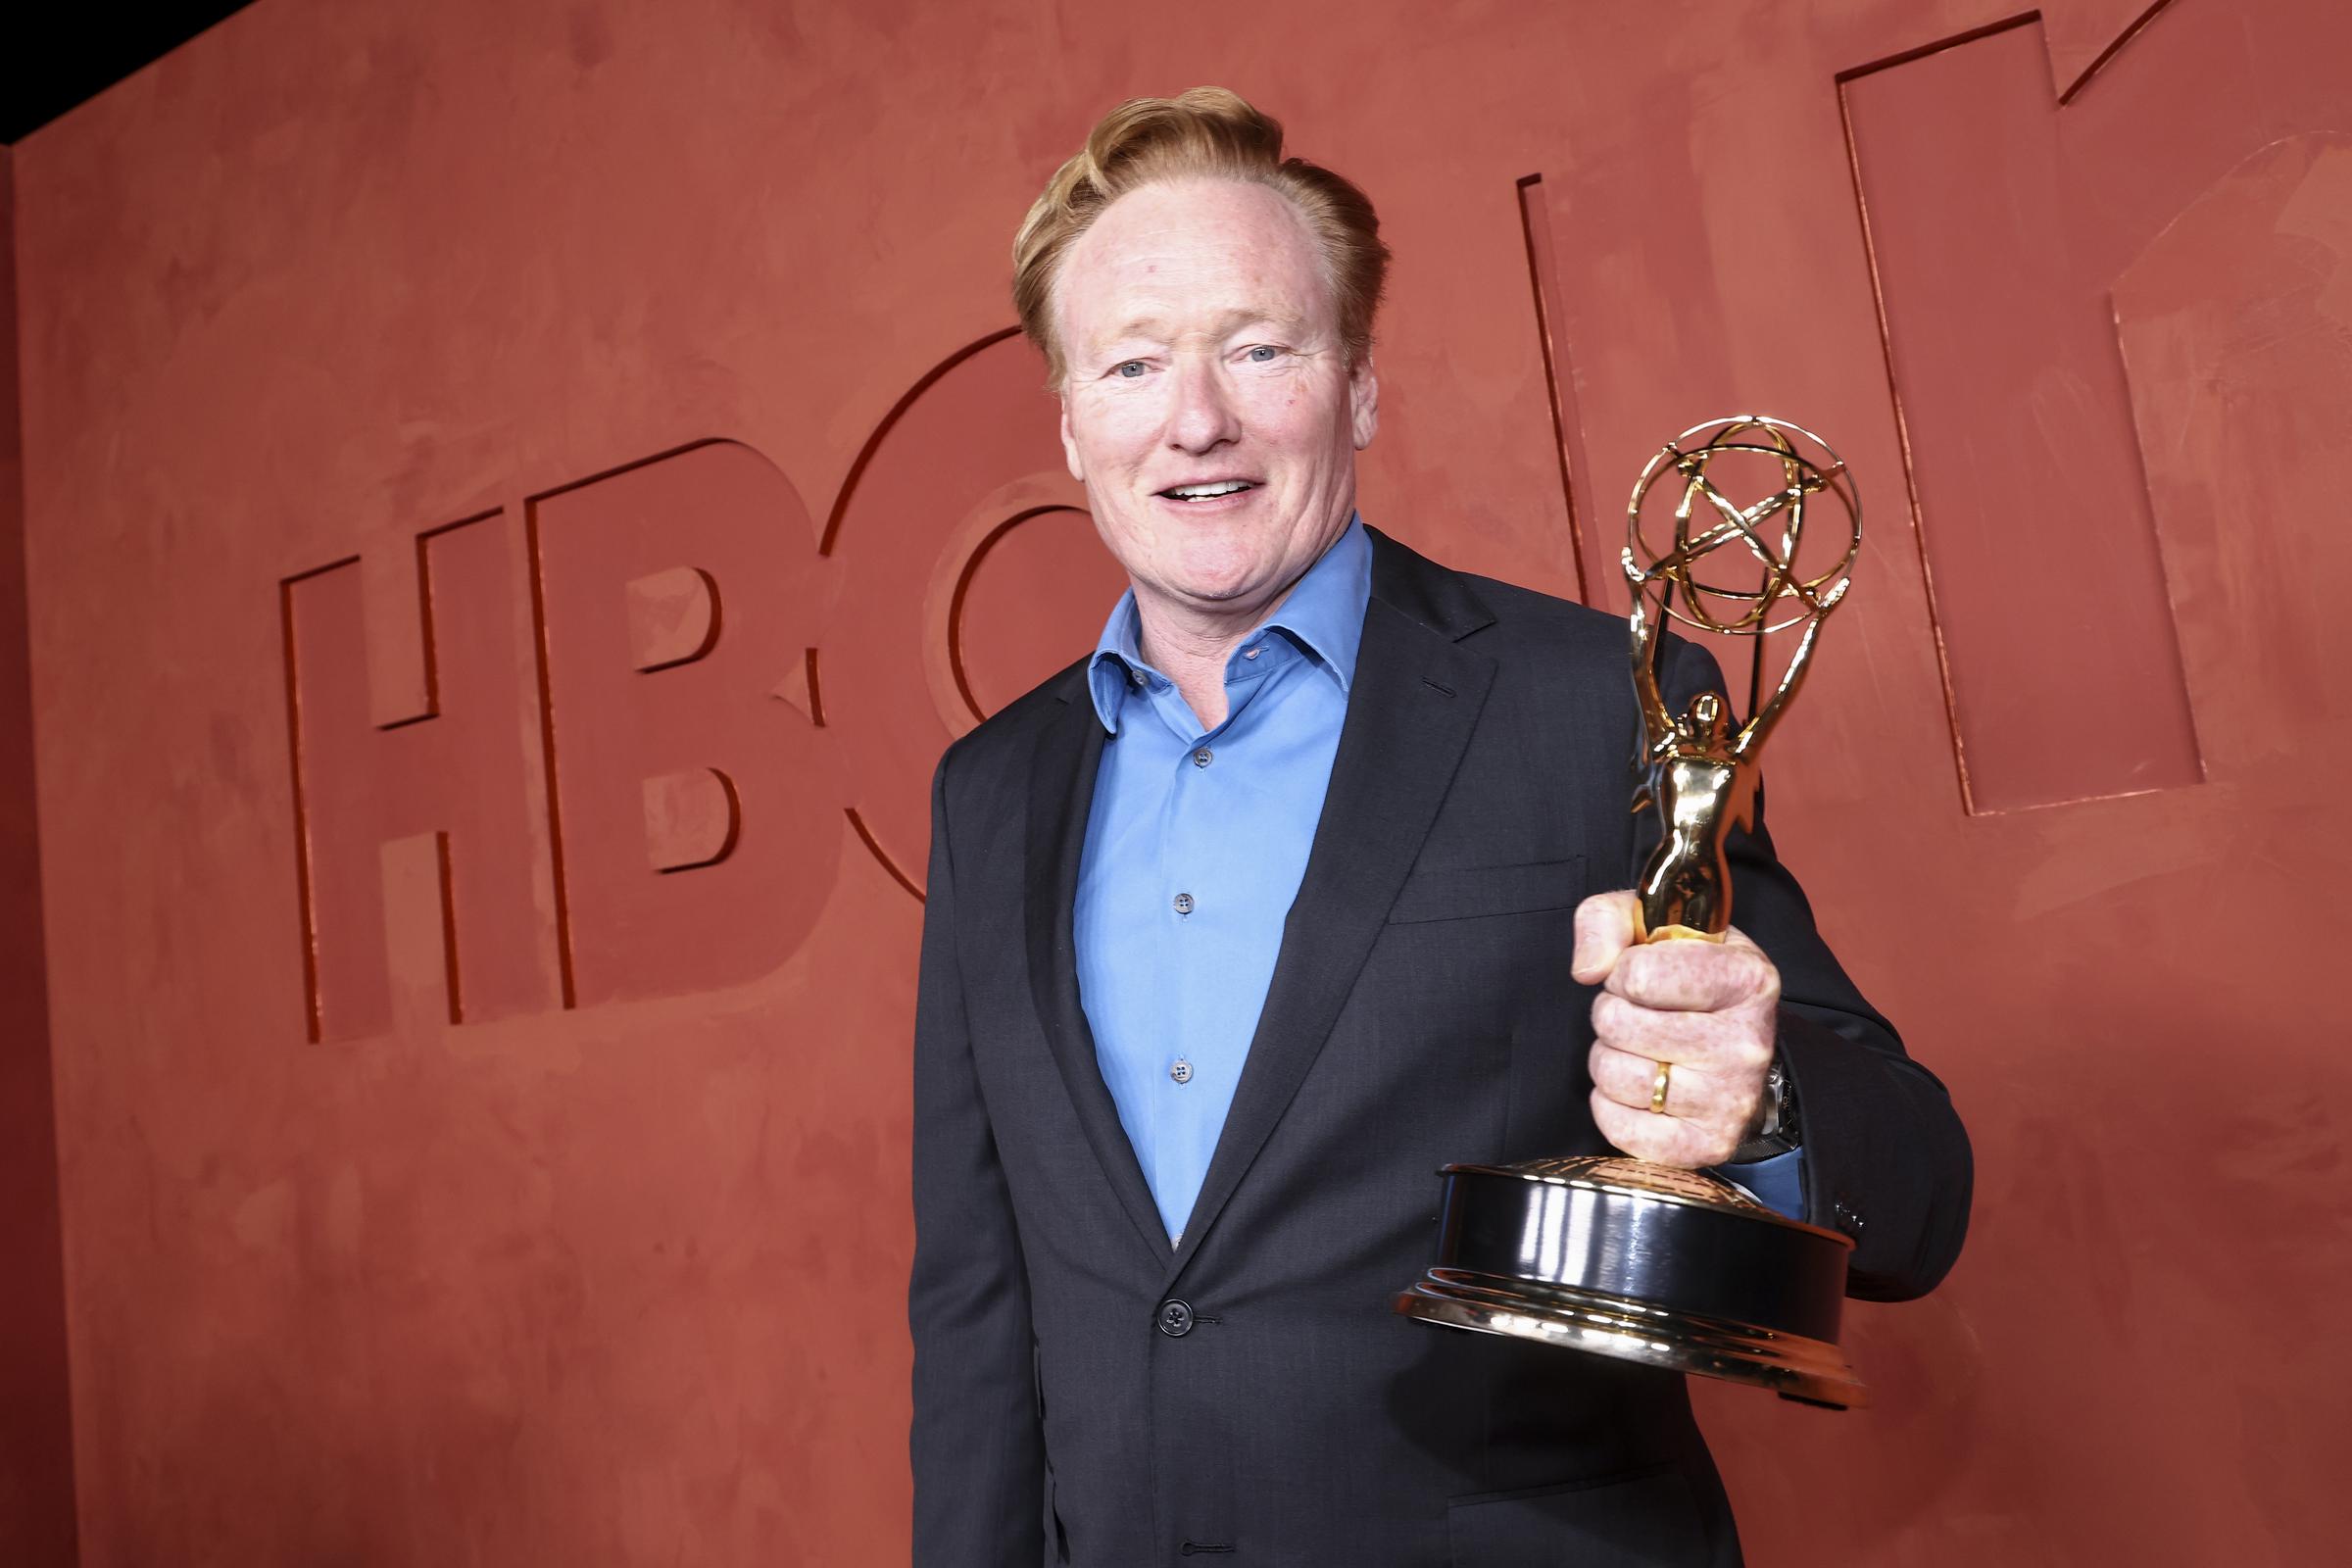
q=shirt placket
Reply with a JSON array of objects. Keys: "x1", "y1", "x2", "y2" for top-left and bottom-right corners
[
  {"x1": 1150, "y1": 678, "x2": 1209, "y2": 1232},
  {"x1": 1155, "y1": 664, "x2": 1263, "y2": 1230}
]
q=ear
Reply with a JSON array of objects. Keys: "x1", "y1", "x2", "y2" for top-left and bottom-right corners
[
  {"x1": 1348, "y1": 354, "x2": 1380, "y2": 451},
  {"x1": 1058, "y1": 393, "x2": 1086, "y2": 483}
]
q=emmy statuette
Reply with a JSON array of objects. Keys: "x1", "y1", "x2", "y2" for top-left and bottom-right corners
[{"x1": 1396, "y1": 417, "x2": 1870, "y2": 1408}]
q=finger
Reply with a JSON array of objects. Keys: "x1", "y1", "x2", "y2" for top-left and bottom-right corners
[
  {"x1": 1605, "y1": 932, "x2": 1779, "y2": 1013},
  {"x1": 1591, "y1": 990, "x2": 1776, "y2": 1074},
  {"x1": 1587, "y1": 1040, "x2": 1668, "y2": 1113},
  {"x1": 1590, "y1": 1090, "x2": 1674, "y2": 1161},
  {"x1": 1591, "y1": 1089, "x2": 1748, "y2": 1169},
  {"x1": 1588, "y1": 1041, "x2": 1755, "y2": 1127},
  {"x1": 1571, "y1": 892, "x2": 1640, "y2": 984}
]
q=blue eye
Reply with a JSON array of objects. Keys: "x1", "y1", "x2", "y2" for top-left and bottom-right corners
[
  {"x1": 1247, "y1": 345, "x2": 1281, "y2": 363},
  {"x1": 1113, "y1": 361, "x2": 1148, "y2": 378}
]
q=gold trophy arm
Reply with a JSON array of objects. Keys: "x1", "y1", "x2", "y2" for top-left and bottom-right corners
[
  {"x1": 1625, "y1": 557, "x2": 1676, "y2": 754},
  {"x1": 1734, "y1": 577, "x2": 1845, "y2": 760}
]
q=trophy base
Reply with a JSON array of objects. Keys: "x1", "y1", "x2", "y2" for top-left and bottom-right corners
[{"x1": 1394, "y1": 1156, "x2": 1867, "y2": 1409}]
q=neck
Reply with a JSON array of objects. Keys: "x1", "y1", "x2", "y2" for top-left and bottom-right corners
[
  {"x1": 1133, "y1": 591, "x2": 1291, "y2": 733},
  {"x1": 1126, "y1": 511, "x2": 1355, "y2": 732}
]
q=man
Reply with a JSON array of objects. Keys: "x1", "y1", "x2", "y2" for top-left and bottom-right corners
[{"x1": 910, "y1": 87, "x2": 1970, "y2": 1567}]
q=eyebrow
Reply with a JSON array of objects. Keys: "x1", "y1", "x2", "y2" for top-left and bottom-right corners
[{"x1": 1103, "y1": 305, "x2": 1311, "y2": 344}]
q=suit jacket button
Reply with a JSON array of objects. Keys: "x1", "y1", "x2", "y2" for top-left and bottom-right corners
[{"x1": 1157, "y1": 1298, "x2": 1196, "y2": 1337}]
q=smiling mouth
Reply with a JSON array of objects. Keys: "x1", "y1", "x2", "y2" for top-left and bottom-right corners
[{"x1": 1157, "y1": 480, "x2": 1259, "y2": 503}]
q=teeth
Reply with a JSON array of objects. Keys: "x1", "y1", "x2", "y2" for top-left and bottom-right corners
[{"x1": 1168, "y1": 481, "x2": 1251, "y2": 499}]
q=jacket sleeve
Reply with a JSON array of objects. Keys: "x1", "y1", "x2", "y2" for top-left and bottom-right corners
[
  {"x1": 908, "y1": 748, "x2": 1047, "y2": 1563},
  {"x1": 1662, "y1": 638, "x2": 1974, "y2": 1300}
]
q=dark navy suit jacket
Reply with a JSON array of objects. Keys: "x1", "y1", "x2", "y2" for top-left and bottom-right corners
[{"x1": 909, "y1": 526, "x2": 1971, "y2": 1567}]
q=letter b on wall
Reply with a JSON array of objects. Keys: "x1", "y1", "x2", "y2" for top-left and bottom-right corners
[
  {"x1": 283, "y1": 443, "x2": 839, "y2": 1039},
  {"x1": 531, "y1": 441, "x2": 839, "y2": 1009}
]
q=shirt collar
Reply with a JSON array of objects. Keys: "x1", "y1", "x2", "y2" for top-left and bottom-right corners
[{"x1": 1086, "y1": 514, "x2": 1373, "y2": 733}]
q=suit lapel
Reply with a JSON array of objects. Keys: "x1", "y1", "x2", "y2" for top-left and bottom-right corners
[
  {"x1": 1164, "y1": 534, "x2": 1497, "y2": 1286},
  {"x1": 1024, "y1": 677, "x2": 1175, "y2": 1264}
]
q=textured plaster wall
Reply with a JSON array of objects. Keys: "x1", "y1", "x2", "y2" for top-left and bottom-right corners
[{"x1": 8, "y1": 0, "x2": 2348, "y2": 1562}]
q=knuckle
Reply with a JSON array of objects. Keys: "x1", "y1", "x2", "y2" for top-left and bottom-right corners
[
  {"x1": 1688, "y1": 1122, "x2": 1736, "y2": 1164},
  {"x1": 1679, "y1": 1023, "x2": 1737, "y2": 1064}
]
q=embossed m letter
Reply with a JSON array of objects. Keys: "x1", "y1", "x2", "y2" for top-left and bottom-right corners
[{"x1": 1842, "y1": 2, "x2": 2350, "y2": 810}]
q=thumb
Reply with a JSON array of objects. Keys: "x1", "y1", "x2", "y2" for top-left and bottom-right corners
[{"x1": 1571, "y1": 891, "x2": 1640, "y2": 984}]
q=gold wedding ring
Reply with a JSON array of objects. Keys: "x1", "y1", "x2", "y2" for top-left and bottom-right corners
[{"x1": 1648, "y1": 1060, "x2": 1674, "y2": 1115}]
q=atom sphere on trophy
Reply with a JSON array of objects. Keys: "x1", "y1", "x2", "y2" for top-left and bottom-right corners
[{"x1": 1625, "y1": 415, "x2": 1862, "y2": 642}]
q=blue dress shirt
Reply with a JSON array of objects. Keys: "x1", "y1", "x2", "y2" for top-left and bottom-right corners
[{"x1": 1074, "y1": 517, "x2": 1800, "y2": 1244}]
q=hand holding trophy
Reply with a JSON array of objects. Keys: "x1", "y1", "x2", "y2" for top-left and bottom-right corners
[{"x1": 1396, "y1": 416, "x2": 1870, "y2": 1408}]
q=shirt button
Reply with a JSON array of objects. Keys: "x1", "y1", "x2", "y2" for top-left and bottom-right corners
[
  {"x1": 1156, "y1": 1298, "x2": 1196, "y2": 1338},
  {"x1": 1170, "y1": 1058, "x2": 1193, "y2": 1084},
  {"x1": 1244, "y1": 646, "x2": 1264, "y2": 660},
  {"x1": 1172, "y1": 892, "x2": 1195, "y2": 915},
  {"x1": 1192, "y1": 747, "x2": 1213, "y2": 768},
  {"x1": 1129, "y1": 670, "x2": 1146, "y2": 689}
]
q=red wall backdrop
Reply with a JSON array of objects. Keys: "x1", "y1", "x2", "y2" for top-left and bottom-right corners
[
  {"x1": 7, "y1": 0, "x2": 2349, "y2": 1562},
  {"x1": 0, "y1": 142, "x2": 82, "y2": 1568}
]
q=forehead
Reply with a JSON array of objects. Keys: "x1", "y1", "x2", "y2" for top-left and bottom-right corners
[{"x1": 1055, "y1": 178, "x2": 1333, "y2": 347}]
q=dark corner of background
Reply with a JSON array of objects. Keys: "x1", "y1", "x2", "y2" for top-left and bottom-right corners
[{"x1": 3, "y1": 3, "x2": 258, "y2": 146}]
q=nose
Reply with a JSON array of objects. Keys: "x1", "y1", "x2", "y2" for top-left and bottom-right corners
[{"x1": 1164, "y1": 353, "x2": 1243, "y2": 456}]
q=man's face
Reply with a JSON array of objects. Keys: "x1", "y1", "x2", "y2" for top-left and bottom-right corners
[{"x1": 1053, "y1": 177, "x2": 1378, "y2": 629}]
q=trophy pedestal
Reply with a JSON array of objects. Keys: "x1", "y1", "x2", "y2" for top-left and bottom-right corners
[{"x1": 1394, "y1": 1156, "x2": 1867, "y2": 1408}]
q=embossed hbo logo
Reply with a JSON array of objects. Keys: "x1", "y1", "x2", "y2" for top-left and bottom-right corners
[{"x1": 279, "y1": 332, "x2": 1122, "y2": 1042}]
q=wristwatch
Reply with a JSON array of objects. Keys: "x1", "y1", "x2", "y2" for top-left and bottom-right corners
[{"x1": 1729, "y1": 1055, "x2": 1800, "y2": 1164}]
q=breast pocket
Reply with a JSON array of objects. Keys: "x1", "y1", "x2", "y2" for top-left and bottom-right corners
[
  {"x1": 1386, "y1": 858, "x2": 1588, "y2": 926},
  {"x1": 1447, "y1": 1466, "x2": 1711, "y2": 1568}
]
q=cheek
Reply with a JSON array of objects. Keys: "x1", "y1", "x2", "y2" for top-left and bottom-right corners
[
  {"x1": 1242, "y1": 377, "x2": 1347, "y2": 456},
  {"x1": 1074, "y1": 392, "x2": 1165, "y2": 466}
]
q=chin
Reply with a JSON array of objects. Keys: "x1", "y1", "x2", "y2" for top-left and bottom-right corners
[{"x1": 1164, "y1": 551, "x2": 1275, "y2": 606}]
